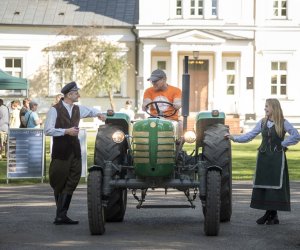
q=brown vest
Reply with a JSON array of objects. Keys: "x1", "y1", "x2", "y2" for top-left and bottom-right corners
[{"x1": 52, "y1": 100, "x2": 81, "y2": 160}]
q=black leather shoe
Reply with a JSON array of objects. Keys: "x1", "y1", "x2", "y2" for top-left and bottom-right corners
[
  {"x1": 54, "y1": 215, "x2": 79, "y2": 225},
  {"x1": 266, "y1": 214, "x2": 279, "y2": 225},
  {"x1": 256, "y1": 210, "x2": 271, "y2": 224}
]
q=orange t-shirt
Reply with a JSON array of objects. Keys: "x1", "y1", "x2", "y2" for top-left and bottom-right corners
[{"x1": 143, "y1": 85, "x2": 182, "y2": 121}]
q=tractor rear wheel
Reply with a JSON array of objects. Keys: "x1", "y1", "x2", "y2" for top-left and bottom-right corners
[
  {"x1": 87, "y1": 170, "x2": 105, "y2": 235},
  {"x1": 94, "y1": 124, "x2": 127, "y2": 222},
  {"x1": 203, "y1": 123, "x2": 232, "y2": 222},
  {"x1": 204, "y1": 170, "x2": 221, "y2": 236}
]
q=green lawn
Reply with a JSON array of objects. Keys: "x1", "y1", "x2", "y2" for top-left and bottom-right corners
[
  {"x1": 232, "y1": 138, "x2": 300, "y2": 180},
  {"x1": 1, "y1": 132, "x2": 300, "y2": 183}
]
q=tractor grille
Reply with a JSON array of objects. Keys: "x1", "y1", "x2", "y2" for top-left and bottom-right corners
[
  {"x1": 133, "y1": 131, "x2": 149, "y2": 163},
  {"x1": 133, "y1": 131, "x2": 175, "y2": 164}
]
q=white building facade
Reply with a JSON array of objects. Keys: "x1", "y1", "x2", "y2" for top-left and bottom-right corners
[
  {"x1": 0, "y1": 0, "x2": 300, "y2": 130},
  {"x1": 136, "y1": 0, "x2": 300, "y2": 128}
]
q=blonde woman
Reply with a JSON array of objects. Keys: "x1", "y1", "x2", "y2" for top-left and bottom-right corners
[{"x1": 225, "y1": 98, "x2": 300, "y2": 225}]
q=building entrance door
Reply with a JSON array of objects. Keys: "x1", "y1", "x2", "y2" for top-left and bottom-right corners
[{"x1": 188, "y1": 59, "x2": 209, "y2": 112}]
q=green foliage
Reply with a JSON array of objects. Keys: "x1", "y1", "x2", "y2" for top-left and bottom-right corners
[{"x1": 44, "y1": 27, "x2": 129, "y2": 109}]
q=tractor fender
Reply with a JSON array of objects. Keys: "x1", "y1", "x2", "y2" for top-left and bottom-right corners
[
  {"x1": 206, "y1": 165, "x2": 222, "y2": 173},
  {"x1": 88, "y1": 165, "x2": 103, "y2": 173}
]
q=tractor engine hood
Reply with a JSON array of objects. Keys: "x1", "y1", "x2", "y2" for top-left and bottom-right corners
[{"x1": 132, "y1": 118, "x2": 176, "y2": 177}]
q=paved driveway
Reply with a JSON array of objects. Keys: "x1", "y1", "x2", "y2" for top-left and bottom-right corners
[{"x1": 1, "y1": 181, "x2": 300, "y2": 249}]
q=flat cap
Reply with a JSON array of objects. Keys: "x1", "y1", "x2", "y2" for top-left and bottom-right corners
[
  {"x1": 147, "y1": 69, "x2": 166, "y2": 82},
  {"x1": 61, "y1": 81, "x2": 80, "y2": 95},
  {"x1": 29, "y1": 101, "x2": 38, "y2": 109}
]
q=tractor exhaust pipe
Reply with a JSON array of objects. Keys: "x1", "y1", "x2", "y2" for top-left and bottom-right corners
[{"x1": 182, "y1": 56, "x2": 190, "y2": 133}]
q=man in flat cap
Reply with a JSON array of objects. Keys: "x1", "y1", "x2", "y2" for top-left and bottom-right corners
[
  {"x1": 44, "y1": 81, "x2": 106, "y2": 225},
  {"x1": 142, "y1": 69, "x2": 182, "y2": 121}
]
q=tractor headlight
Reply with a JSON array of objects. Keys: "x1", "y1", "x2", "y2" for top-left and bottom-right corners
[
  {"x1": 112, "y1": 130, "x2": 125, "y2": 143},
  {"x1": 184, "y1": 131, "x2": 196, "y2": 143}
]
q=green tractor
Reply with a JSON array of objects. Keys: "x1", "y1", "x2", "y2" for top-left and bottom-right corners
[
  {"x1": 87, "y1": 58, "x2": 232, "y2": 236},
  {"x1": 87, "y1": 109, "x2": 232, "y2": 236}
]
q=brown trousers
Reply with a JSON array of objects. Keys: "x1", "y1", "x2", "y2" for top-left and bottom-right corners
[{"x1": 49, "y1": 153, "x2": 82, "y2": 196}]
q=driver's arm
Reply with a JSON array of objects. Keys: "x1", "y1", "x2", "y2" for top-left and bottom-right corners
[
  {"x1": 142, "y1": 98, "x2": 152, "y2": 111},
  {"x1": 173, "y1": 97, "x2": 182, "y2": 110}
]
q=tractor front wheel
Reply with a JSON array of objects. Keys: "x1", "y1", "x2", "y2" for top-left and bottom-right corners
[
  {"x1": 203, "y1": 123, "x2": 232, "y2": 222},
  {"x1": 94, "y1": 125, "x2": 128, "y2": 222},
  {"x1": 204, "y1": 170, "x2": 221, "y2": 236},
  {"x1": 87, "y1": 170, "x2": 105, "y2": 235}
]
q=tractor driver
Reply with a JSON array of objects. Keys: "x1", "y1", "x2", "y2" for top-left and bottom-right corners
[{"x1": 142, "y1": 69, "x2": 182, "y2": 121}]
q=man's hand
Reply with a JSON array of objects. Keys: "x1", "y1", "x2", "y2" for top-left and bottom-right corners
[
  {"x1": 65, "y1": 127, "x2": 79, "y2": 136},
  {"x1": 224, "y1": 133, "x2": 233, "y2": 140},
  {"x1": 173, "y1": 104, "x2": 181, "y2": 110},
  {"x1": 98, "y1": 114, "x2": 106, "y2": 121}
]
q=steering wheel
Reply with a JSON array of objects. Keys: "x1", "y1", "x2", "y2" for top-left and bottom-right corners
[{"x1": 144, "y1": 101, "x2": 178, "y2": 118}]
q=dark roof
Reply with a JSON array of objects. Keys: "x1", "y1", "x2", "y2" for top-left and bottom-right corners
[{"x1": 0, "y1": 0, "x2": 138, "y2": 27}]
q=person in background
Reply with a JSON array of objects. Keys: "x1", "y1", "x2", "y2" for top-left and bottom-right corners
[
  {"x1": 24, "y1": 101, "x2": 43, "y2": 128},
  {"x1": 0, "y1": 99, "x2": 10, "y2": 158},
  {"x1": 52, "y1": 94, "x2": 63, "y2": 106},
  {"x1": 10, "y1": 100, "x2": 21, "y2": 128},
  {"x1": 119, "y1": 100, "x2": 135, "y2": 120},
  {"x1": 142, "y1": 69, "x2": 182, "y2": 121},
  {"x1": 19, "y1": 98, "x2": 31, "y2": 128},
  {"x1": 225, "y1": 98, "x2": 300, "y2": 225},
  {"x1": 44, "y1": 81, "x2": 106, "y2": 225}
]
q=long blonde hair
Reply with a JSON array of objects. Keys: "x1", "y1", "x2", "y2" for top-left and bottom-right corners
[{"x1": 265, "y1": 98, "x2": 284, "y2": 138}]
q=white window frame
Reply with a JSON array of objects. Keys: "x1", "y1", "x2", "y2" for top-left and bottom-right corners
[
  {"x1": 223, "y1": 58, "x2": 239, "y2": 96},
  {"x1": 272, "y1": 0, "x2": 287, "y2": 19},
  {"x1": 4, "y1": 58, "x2": 23, "y2": 77},
  {"x1": 151, "y1": 56, "x2": 171, "y2": 81},
  {"x1": 171, "y1": 0, "x2": 219, "y2": 19},
  {"x1": 0, "y1": 57, "x2": 26, "y2": 96},
  {"x1": 190, "y1": 0, "x2": 204, "y2": 17},
  {"x1": 52, "y1": 56, "x2": 74, "y2": 95},
  {"x1": 175, "y1": 0, "x2": 183, "y2": 17},
  {"x1": 99, "y1": 51, "x2": 128, "y2": 98},
  {"x1": 211, "y1": 0, "x2": 218, "y2": 17},
  {"x1": 270, "y1": 61, "x2": 287, "y2": 97}
]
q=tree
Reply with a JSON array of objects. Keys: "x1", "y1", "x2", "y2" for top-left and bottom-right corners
[{"x1": 44, "y1": 27, "x2": 129, "y2": 110}]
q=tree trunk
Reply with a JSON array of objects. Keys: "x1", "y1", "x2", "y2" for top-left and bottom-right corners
[{"x1": 108, "y1": 91, "x2": 115, "y2": 111}]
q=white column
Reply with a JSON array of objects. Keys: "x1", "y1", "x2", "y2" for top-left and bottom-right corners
[
  {"x1": 170, "y1": 45, "x2": 178, "y2": 87},
  {"x1": 138, "y1": 43, "x2": 155, "y2": 111},
  {"x1": 182, "y1": 0, "x2": 190, "y2": 19},
  {"x1": 217, "y1": 0, "x2": 224, "y2": 19},
  {"x1": 203, "y1": 0, "x2": 211, "y2": 19},
  {"x1": 212, "y1": 49, "x2": 222, "y2": 110},
  {"x1": 142, "y1": 44, "x2": 156, "y2": 90}
]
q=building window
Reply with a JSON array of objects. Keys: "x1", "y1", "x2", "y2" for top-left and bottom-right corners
[
  {"x1": 5, "y1": 58, "x2": 22, "y2": 77},
  {"x1": 53, "y1": 57, "x2": 74, "y2": 94},
  {"x1": 176, "y1": 0, "x2": 182, "y2": 15},
  {"x1": 1, "y1": 58, "x2": 26, "y2": 96},
  {"x1": 273, "y1": 0, "x2": 287, "y2": 18},
  {"x1": 271, "y1": 61, "x2": 287, "y2": 96},
  {"x1": 173, "y1": 0, "x2": 218, "y2": 19},
  {"x1": 190, "y1": 0, "x2": 204, "y2": 16},
  {"x1": 225, "y1": 61, "x2": 236, "y2": 95},
  {"x1": 157, "y1": 61, "x2": 166, "y2": 70},
  {"x1": 212, "y1": 0, "x2": 217, "y2": 16}
]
